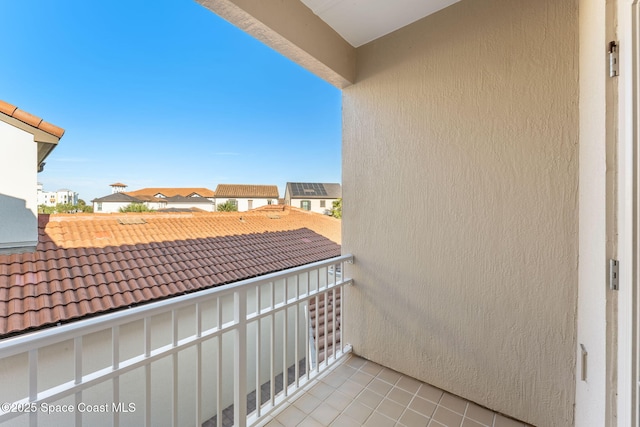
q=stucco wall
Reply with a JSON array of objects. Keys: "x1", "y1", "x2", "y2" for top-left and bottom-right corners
[
  {"x1": 0, "y1": 121, "x2": 38, "y2": 253},
  {"x1": 342, "y1": 0, "x2": 578, "y2": 425},
  {"x1": 215, "y1": 197, "x2": 274, "y2": 212},
  {"x1": 291, "y1": 198, "x2": 336, "y2": 215}
]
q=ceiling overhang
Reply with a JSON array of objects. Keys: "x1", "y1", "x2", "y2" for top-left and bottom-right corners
[{"x1": 299, "y1": 0, "x2": 462, "y2": 47}]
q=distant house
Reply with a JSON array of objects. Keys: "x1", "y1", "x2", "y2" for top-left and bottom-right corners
[
  {"x1": 92, "y1": 186, "x2": 216, "y2": 213},
  {"x1": 92, "y1": 192, "x2": 165, "y2": 213},
  {"x1": 161, "y1": 195, "x2": 216, "y2": 211},
  {"x1": 214, "y1": 184, "x2": 279, "y2": 212},
  {"x1": 284, "y1": 182, "x2": 342, "y2": 214},
  {"x1": 127, "y1": 187, "x2": 215, "y2": 201},
  {"x1": 0, "y1": 100, "x2": 64, "y2": 254}
]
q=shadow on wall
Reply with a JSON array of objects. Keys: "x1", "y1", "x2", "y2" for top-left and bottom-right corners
[{"x1": 0, "y1": 193, "x2": 38, "y2": 253}]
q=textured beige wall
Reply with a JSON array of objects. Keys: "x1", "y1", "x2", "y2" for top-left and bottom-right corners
[{"x1": 342, "y1": 0, "x2": 578, "y2": 425}]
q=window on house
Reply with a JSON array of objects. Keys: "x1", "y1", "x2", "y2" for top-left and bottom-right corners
[
  {"x1": 97, "y1": 203, "x2": 102, "y2": 212},
  {"x1": 301, "y1": 200, "x2": 311, "y2": 211},
  {"x1": 320, "y1": 200, "x2": 326, "y2": 208},
  {"x1": 267, "y1": 199, "x2": 272, "y2": 205},
  {"x1": 248, "y1": 200, "x2": 253, "y2": 210},
  {"x1": 229, "y1": 199, "x2": 238, "y2": 208}
]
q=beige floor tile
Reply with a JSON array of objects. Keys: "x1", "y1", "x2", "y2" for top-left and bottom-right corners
[
  {"x1": 263, "y1": 418, "x2": 284, "y2": 427},
  {"x1": 364, "y1": 411, "x2": 396, "y2": 427},
  {"x1": 408, "y1": 396, "x2": 437, "y2": 418},
  {"x1": 396, "y1": 376, "x2": 422, "y2": 394},
  {"x1": 361, "y1": 360, "x2": 384, "y2": 376},
  {"x1": 356, "y1": 389, "x2": 385, "y2": 409},
  {"x1": 494, "y1": 414, "x2": 525, "y2": 427},
  {"x1": 331, "y1": 413, "x2": 363, "y2": 427},
  {"x1": 333, "y1": 364, "x2": 358, "y2": 379},
  {"x1": 465, "y1": 403, "x2": 494, "y2": 426},
  {"x1": 324, "y1": 390, "x2": 352, "y2": 411},
  {"x1": 351, "y1": 370, "x2": 375, "y2": 386},
  {"x1": 427, "y1": 420, "x2": 447, "y2": 427},
  {"x1": 344, "y1": 401, "x2": 374, "y2": 424},
  {"x1": 338, "y1": 379, "x2": 366, "y2": 398},
  {"x1": 309, "y1": 404, "x2": 340, "y2": 425},
  {"x1": 461, "y1": 418, "x2": 485, "y2": 427},
  {"x1": 377, "y1": 367, "x2": 403, "y2": 385},
  {"x1": 275, "y1": 405, "x2": 306, "y2": 426},
  {"x1": 308, "y1": 381, "x2": 335, "y2": 400},
  {"x1": 346, "y1": 357, "x2": 366, "y2": 369},
  {"x1": 439, "y1": 393, "x2": 467, "y2": 415},
  {"x1": 300, "y1": 417, "x2": 325, "y2": 427},
  {"x1": 293, "y1": 393, "x2": 322, "y2": 413},
  {"x1": 431, "y1": 406, "x2": 463, "y2": 426},
  {"x1": 376, "y1": 398, "x2": 405, "y2": 420},
  {"x1": 323, "y1": 371, "x2": 350, "y2": 388},
  {"x1": 368, "y1": 378, "x2": 394, "y2": 396},
  {"x1": 417, "y1": 384, "x2": 444, "y2": 404},
  {"x1": 399, "y1": 408, "x2": 430, "y2": 427},
  {"x1": 387, "y1": 386, "x2": 414, "y2": 406}
]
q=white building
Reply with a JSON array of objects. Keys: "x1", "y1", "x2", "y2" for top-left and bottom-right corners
[
  {"x1": 0, "y1": 100, "x2": 63, "y2": 254},
  {"x1": 37, "y1": 184, "x2": 79, "y2": 207}
]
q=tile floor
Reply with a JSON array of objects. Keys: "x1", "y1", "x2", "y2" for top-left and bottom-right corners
[{"x1": 258, "y1": 355, "x2": 532, "y2": 427}]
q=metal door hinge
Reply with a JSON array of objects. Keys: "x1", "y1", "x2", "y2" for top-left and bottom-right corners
[
  {"x1": 610, "y1": 259, "x2": 619, "y2": 290},
  {"x1": 609, "y1": 41, "x2": 619, "y2": 77}
]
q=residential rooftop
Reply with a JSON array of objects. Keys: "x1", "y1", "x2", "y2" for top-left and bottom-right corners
[
  {"x1": 215, "y1": 184, "x2": 280, "y2": 199},
  {"x1": 0, "y1": 206, "x2": 341, "y2": 337}
]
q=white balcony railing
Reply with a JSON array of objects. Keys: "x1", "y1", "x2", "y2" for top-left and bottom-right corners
[{"x1": 0, "y1": 254, "x2": 353, "y2": 427}]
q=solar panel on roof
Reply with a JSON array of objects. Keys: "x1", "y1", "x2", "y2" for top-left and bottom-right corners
[{"x1": 291, "y1": 183, "x2": 327, "y2": 197}]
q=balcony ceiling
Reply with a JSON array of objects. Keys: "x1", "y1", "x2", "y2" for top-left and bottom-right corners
[{"x1": 299, "y1": 0, "x2": 461, "y2": 47}]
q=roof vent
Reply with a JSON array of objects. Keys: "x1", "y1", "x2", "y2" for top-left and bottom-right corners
[{"x1": 118, "y1": 218, "x2": 147, "y2": 225}]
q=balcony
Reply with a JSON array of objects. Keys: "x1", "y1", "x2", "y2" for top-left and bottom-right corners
[
  {"x1": 0, "y1": 254, "x2": 530, "y2": 427},
  {"x1": 0, "y1": 255, "x2": 350, "y2": 427}
]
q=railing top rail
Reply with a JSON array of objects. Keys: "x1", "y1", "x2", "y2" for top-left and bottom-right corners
[{"x1": 0, "y1": 254, "x2": 353, "y2": 358}]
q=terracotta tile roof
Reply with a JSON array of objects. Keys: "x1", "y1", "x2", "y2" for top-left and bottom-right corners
[
  {"x1": 215, "y1": 184, "x2": 279, "y2": 199},
  {"x1": 126, "y1": 188, "x2": 215, "y2": 198},
  {"x1": 0, "y1": 207, "x2": 341, "y2": 337},
  {"x1": 0, "y1": 100, "x2": 65, "y2": 138},
  {"x1": 110, "y1": 182, "x2": 127, "y2": 187}
]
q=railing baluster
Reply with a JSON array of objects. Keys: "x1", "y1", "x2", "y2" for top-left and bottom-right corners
[
  {"x1": 171, "y1": 310, "x2": 178, "y2": 427},
  {"x1": 74, "y1": 336, "x2": 82, "y2": 427},
  {"x1": 255, "y1": 284, "x2": 261, "y2": 417},
  {"x1": 216, "y1": 298, "x2": 222, "y2": 427},
  {"x1": 144, "y1": 317, "x2": 151, "y2": 427},
  {"x1": 28, "y1": 349, "x2": 37, "y2": 427},
  {"x1": 270, "y1": 282, "x2": 275, "y2": 407},
  {"x1": 331, "y1": 288, "x2": 339, "y2": 360},
  {"x1": 234, "y1": 290, "x2": 247, "y2": 427},
  {"x1": 112, "y1": 326, "x2": 120, "y2": 427},
  {"x1": 196, "y1": 303, "x2": 202, "y2": 427},
  {"x1": 314, "y1": 294, "x2": 319, "y2": 374},
  {"x1": 283, "y1": 279, "x2": 288, "y2": 397},
  {"x1": 295, "y1": 275, "x2": 300, "y2": 387}
]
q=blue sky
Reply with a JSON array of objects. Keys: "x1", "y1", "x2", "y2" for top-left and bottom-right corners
[{"x1": 0, "y1": 0, "x2": 342, "y2": 202}]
